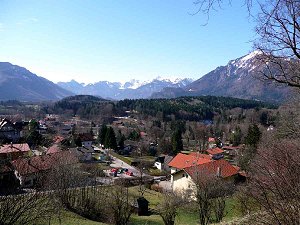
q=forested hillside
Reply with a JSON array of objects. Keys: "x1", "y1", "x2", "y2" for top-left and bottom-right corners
[{"x1": 117, "y1": 96, "x2": 276, "y2": 121}]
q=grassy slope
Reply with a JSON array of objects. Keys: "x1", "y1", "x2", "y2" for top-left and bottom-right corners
[
  {"x1": 35, "y1": 210, "x2": 106, "y2": 225},
  {"x1": 36, "y1": 186, "x2": 242, "y2": 225}
]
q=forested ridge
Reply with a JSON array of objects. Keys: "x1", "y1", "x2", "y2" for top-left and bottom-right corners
[{"x1": 117, "y1": 96, "x2": 276, "y2": 121}]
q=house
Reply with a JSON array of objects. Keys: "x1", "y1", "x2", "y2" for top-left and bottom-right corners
[
  {"x1": 72, "y1": 146, "x2": 94, "y2": 162},
  {"x1": 172, "y1": 159, "x2": 239, "y2": 195},
  {"x1": 206, "y1": 147, "x2": 224, "y2": 160},
  {"x1": 168, "y1": 153, "x2": 212, "y2": 175},
  {"x1": 38, "y1": 120, "x2": 48, "y2": 134},
  {"x1": 0, "y1": 118, "x2": 21, "y2": 143},
  {"x1": 53, "y1": 135, "x2": 65, "y2": 144},
  {"x1": 154, "y1": 155, "x2": 173, "y2": 171},
  {"x1": 13, "y1": 121, "x2": 28, "y2": 138},
  {"x1": 11, "y1": 150, "x2": 78, "y2": 187},
  {"x1": 78, "y1": 133, "x2": 94, "y2": 148},
  {"x1": 45, "y1": 114, "x2": 59, "y2": 121},
  {"x1": 140, "y1": 132, "x2": 147, "y2": 138},
  {"x1": 60, "y1": 124, "x2": 73, "y2": 135},
  {"x1": 267, "y1": 125, "x2": 274, "y2": 131},
  {"x1": 46, "y1": 144, "x2": 62, "y2": 154},
  {"x1": 223, "y1": 146, "x2": 240, "y2": 157},
  {"x1": 0, "y1": 143, "x2": 31, "y2": 161},
  {"x1": 208, "y1": 137, "x2": 217, "y2": 149}
]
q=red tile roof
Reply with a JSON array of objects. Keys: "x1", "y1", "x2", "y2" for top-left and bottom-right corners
[
  {"x1": 168, "y1": 153, "x2": 212, "y2": 170},
  {"x1": 184, "y1": 159, "x2": 239, "y2": 180},
  {"x1": 53, "y1": 135, "x2": 64, "y2": 144},
  {"x1": 140, "y1": 132, "x2": 147, "y2": 137},
  {"x1": 0, "y1": 143, "x2": 30, "y2": 154},
  {"x1": 11, "y1": 150, "x2": 78, "y2": 176},
  {"x1": 206, "y1": 147, "x2": 224, "y2": 155},
  {"x1": 189, "y1": 152, "x2": 212, "y2": 158},
  {"x1": 46, "y1": 144, "x2": 61, "y2": 154},
  {"x1": 208, "y1": 137, "x2": 215, "y2": 142}
]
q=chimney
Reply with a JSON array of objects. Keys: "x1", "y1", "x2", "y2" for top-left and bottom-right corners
[{"x1": 216, "y1": 167, "x2": 221, "y2": 177}]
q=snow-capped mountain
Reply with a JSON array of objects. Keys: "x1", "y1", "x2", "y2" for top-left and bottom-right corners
[
  {"x1": 151, "y1": 52, "x2": 292, "y2": 103},
  {"x1": 57, "y1": 77, "x2": 193, "y2": 100}
]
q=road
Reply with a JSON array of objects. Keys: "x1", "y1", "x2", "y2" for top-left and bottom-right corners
[
  {"x1": 94, "y1": 146, "x2": 146, "y2": 177},
  {"x1": 94, "y1": 147, "x2": 170, "y2": 189}
]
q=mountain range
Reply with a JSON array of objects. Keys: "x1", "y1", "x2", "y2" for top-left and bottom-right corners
[
  {"x1": 151, "y1": 51, "x2": 292, "y2": 103},
  {"x1": 0, "y1": 51, "x2": 293, "y2": 102},
  {"x1": 0, "y1": 62, "x2": 72, "y2": 102},
  {"x1": 57, "y1": 77, "x2": 193, "y2": 100}
]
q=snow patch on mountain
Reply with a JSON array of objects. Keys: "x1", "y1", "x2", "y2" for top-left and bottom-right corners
[
  {"x1": 224, "y1": 50, "x2": 264, "y2": 78},
  {"x1": 240, "y1": 50, "x2": 262, "y2": 62},
  {"x1": 120, "y1": 79, "x2": 147, "y2": 89},
  {"x1": 57, "y1": 77, "x2": 193, "y2": 100}
]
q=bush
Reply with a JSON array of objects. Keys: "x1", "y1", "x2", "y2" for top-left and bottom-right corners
[
  {"x1": 148, "y1": 168, "x2": 168, "y2": 176},
  {"x1": 150, "y1": 184, "x2": 163, "y2": 193}
]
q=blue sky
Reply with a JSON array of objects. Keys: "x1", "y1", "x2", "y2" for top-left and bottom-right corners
[{"x1": 0, "y1": 0, "x2": 257, "y2": 83}]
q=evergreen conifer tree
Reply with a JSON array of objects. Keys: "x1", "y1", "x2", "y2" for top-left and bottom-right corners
[
  {"x1": 171, "y1": 129, "x2": 183, "y2": 155},
  {"x1": 104, "y1": 127, "x2": 117, "y2": 150},
  {"x1": 245, "y1": 124, "x2": 262, "y2": 148},
  {"x1": 98, "y1": 125, "x2": 107, "y2": 145}
]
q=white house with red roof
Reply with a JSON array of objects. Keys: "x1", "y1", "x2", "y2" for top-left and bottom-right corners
[
  {"x1": 168, "y1": 153, "x2": 212, "y2": 174},
  {"x1": 168, "y1": 152, "x2": 212, "y2": 182},
  {"x1": 171, "y1": 159, "x2": 239, "y2": 195}
]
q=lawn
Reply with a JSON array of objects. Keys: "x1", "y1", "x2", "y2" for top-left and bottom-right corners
[
  {"x1": 110, "y1": 151, "x2": 133, "y2": 165},
  {"x1": 35, "y1": 210, "x2": 106, "y2": 225},
  {"x1": 129, "y1": 186, "x2": 199, "y2": 225},
  {"x1": 35, "y1": 187, "x2": 242, "y2": 225}
]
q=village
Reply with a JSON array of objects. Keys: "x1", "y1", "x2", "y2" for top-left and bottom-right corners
[
  {"x1": 0, "y1": 95, "x2": 296, "y2": 225},
  {"x1": 0, "y1": 111, "x2": 247, "y2": 195}
]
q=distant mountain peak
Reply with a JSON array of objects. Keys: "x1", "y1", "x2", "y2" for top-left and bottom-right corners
[
  {"x1": 150, "y1": 52, "x2": 291, "y2": 103},
  {"x1": 240, "y1": 50, "x2": 262, "y2": 61},
  {"x1": 229, "y1": 51, "x2": 263, "y2": 70},
  {"x1": 0, "y1": 62, "x2": 73, "y2": 101},
  {"x1": 57, "y1": 77, "x2": 193, "y2": 100}
]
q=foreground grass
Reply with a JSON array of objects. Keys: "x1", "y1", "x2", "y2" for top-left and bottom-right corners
[
  {"x1": 35, "y1": 210, "x2": 106, "y2": 225},
  {"x1": 35, "y1": 187, "x2": 242, "y2": 225}
]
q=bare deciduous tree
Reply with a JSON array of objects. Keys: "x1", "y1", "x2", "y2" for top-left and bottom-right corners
[
  {"x1": 107, "y1": 184, "x2": 135, "y2": 225},
  {"x1": 233, "y1": 100, "x2": 300, "y2": 224},
  {"x1": 192, "y1": 171, "x2": 233, "y2": 225},
  {"x1": 0, "y1": 192, "x2": 56, "y2": 225},
  {"x1": 192, "y1": 0, "x2": 300, "y2": 88},
  {"x1": 255, "y1": 0, "x2": 300, "y2": 88},
  {"x1": 155, "y1": 191, "x2": 186, "y2": 225},
  {"x1": 240, "y1": 135, "x2": 300, "y2": 224},
  {"x1": 45, "y1": 164, "x2": 87, "y2": 209}
]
